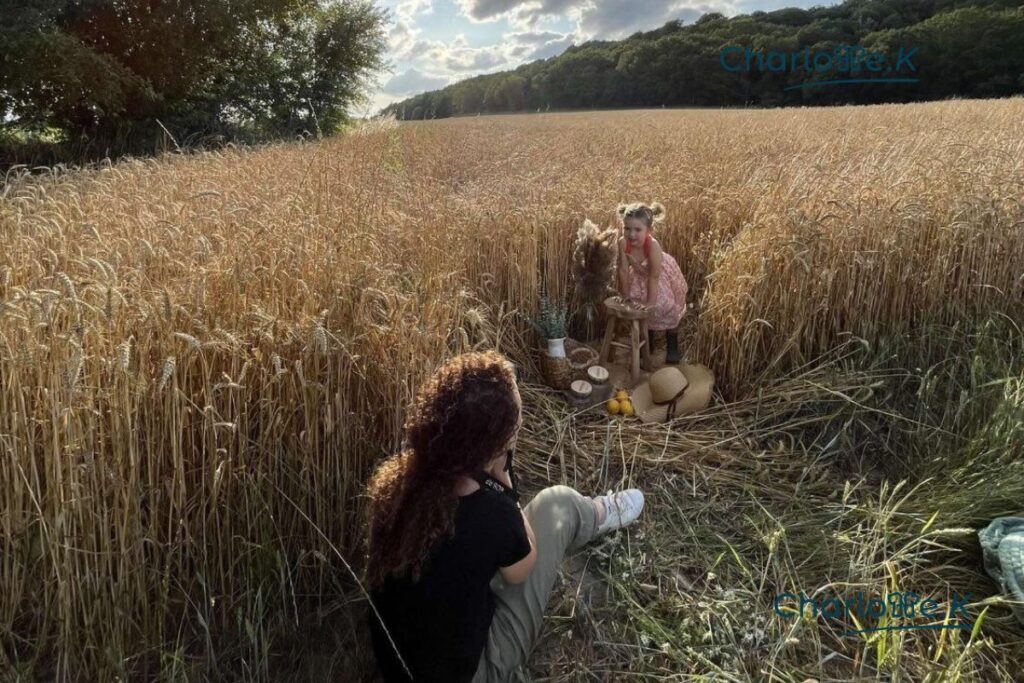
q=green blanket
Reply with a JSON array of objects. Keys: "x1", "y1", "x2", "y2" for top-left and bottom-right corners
[{"x1": 978, "y1": 517, "x2": 1024, "y2": 626}]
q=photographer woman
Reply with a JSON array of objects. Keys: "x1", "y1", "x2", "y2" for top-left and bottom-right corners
[{"x1": 363, "y1": 351, "x2": 644, "y2": 682}]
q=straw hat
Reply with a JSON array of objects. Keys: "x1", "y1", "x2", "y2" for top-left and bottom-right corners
[{"x1": 630, "y1": 364, "x2": 714, "y2": 423}]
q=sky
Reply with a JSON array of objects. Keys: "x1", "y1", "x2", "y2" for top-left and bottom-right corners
[{"x1": 361, "y1": 0, "x2": 840, "y2": 115}]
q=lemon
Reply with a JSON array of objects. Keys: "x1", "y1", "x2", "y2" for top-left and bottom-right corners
[
  {"x1": 620, "y1": 399, "x2": 635, "y2": 417},
  {"x1": 606, "y1": 398, "x2": 621, "y2": 415},
  {"x1": 615, "y1": 390, "x2": 629, "y2": 401}
]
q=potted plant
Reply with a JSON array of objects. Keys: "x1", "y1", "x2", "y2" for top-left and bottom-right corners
[{"x1": 526, "y1": 292, "x2": 569, "y2": 358}]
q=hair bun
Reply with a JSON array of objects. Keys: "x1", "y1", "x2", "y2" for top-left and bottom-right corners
[{"x1": 649, "y1": 202, "x2": 666, "y2": 222}]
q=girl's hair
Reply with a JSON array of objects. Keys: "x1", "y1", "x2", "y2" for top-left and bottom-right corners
[
  {"x1": 363, "y1": 350, "x2": 521, "y2": 589},
  {"x1": 616, "y1": 201, "x2": 666, "y2": 228}
]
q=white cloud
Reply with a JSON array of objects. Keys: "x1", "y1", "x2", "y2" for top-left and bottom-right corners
[
  {"x1": 401, "y1": 35, "x2": 511, "y2": 74},
  {"x1": 527, "y1": 34, "x2": 576, "y2": 59},
  {"x1": 460, "y1": 0, "x2": 582, "y2": 22},
  {"x1": 507, "y1": 4, "x2": 540, "y2": 29},
  {"x1": 506, "y1": 2, "x2": 581, "y2": 33},
  {"x1": 507, "y1": 29, "x2": 565, "y2": 45},
  {"x1": 457, "y1": 0, "x2": 721, "y2": 38},
  {"x1": 389, "y1": 16, "x2": 422, "y2": 59},
  {"x1": 456, "y1": 0, "x2": 525, "y2": 22},
  {"x1": 396, "y1": 0, "x2": 433, "y2": 16},
  {"x1": 401, "y1": 27, "x2": 580, "y2": 78},
  {"x1": 576, "y1": 0, "x2": 711, "y2": 40},
  {"x1": 380, "y1": 68, "x2": 451, "y2": 96},
  {"x1": 505, "y1": 30, "x2": 577, "y2": 59},
  {"x1": 388, "y1": 0, "x2": 437, "y2": 59}
]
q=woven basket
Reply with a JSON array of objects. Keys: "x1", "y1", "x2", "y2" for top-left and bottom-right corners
[
  {"x1": 564, "y1": 338, "x2": 599, "y2": 381},
  {"x1": 540, "y1": 351, "x2": 572, "y2": 390}
]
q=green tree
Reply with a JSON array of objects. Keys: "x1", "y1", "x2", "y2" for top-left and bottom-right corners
[
  {"x1": 1, "y1": 0, "x2": 386, "y2": 156},
  {"x1": 499, "y1": 75, "x2": 527, "y2": 111}
]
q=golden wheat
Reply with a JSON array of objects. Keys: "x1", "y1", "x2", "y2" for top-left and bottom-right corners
[{"x1": 1, "y1": 99, "x2": 1022, "y2": 680}]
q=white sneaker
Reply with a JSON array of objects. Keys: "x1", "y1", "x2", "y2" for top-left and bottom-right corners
[{"x1": 593, "y1": 488, "x2": 645, "y2": 535}]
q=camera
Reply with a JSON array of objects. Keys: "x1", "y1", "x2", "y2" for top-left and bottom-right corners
[{"x1": 504, "y1": 448, "x2": 519, "y2": 493}]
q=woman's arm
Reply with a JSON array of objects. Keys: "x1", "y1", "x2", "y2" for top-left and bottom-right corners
[
  {"x1": 499, "y1": 516, "x2": 536, "y2": 584},
  {"x1": 491, "y1": 457, "x2": 537, "y2": 584}
]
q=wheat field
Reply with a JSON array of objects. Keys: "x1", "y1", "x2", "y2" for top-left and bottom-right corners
[{"x1": 2, "y1": 99, "x2": 1023, "y2": 681}]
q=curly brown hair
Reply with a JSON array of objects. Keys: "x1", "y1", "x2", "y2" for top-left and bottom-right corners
[{"x1": 363, "y1": 350, "x2": 521, "y2": 589}]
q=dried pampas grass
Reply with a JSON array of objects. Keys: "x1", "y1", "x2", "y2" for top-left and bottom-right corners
[{"x1": 572, "y1": 218, "x2": 618, "y2": 309}]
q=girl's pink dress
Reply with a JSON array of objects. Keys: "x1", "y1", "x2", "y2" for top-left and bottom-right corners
[{"x1": 625, "y1": 233, "x2": 688, "y2": 331}]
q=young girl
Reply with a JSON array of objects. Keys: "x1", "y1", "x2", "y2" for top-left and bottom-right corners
[
  {"x1": 616, "y1": 201, "x2": 689, "y2": 364},
  {"x1": 364, "y1": 351, "x2": 645, "y2": 683}
]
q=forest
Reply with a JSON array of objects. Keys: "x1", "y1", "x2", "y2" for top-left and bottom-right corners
[{"x1": 382, "y1": 0, "x2": 1024, "y2": 119}]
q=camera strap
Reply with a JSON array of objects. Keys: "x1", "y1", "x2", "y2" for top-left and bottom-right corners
[{"x1": 470, "y1": 470, "x2": 520, "y2": 505}]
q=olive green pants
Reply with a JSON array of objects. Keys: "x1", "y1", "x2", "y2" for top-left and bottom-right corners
[{"x1": 471, "y1": 485, "x2": 600, "y2": 683}]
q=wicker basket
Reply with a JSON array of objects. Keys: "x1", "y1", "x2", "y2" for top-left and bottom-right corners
[
  {"x1": 540, "y1": 351, "x2": 572, "y2": 390},
  {"x1": 564, "y1": 338, "x2": 599, "y2": 381}
]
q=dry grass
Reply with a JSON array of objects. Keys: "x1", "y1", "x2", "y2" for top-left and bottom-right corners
[{"x1": 1, "y1": 99, "x2": 1023, "y2": 681}]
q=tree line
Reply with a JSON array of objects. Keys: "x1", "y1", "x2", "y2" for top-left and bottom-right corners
[{"x1": 382, "y1": 0, "x2": 1024, "y2": 120}]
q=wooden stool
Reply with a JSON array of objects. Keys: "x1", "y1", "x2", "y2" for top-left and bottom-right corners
[{"x1": 598, "y1": 296, "x2": 651, "y2": 386}]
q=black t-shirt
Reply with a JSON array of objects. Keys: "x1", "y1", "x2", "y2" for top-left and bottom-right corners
[{"x1": 369, "y1": 487, "x2": 532, "y2": 683}]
